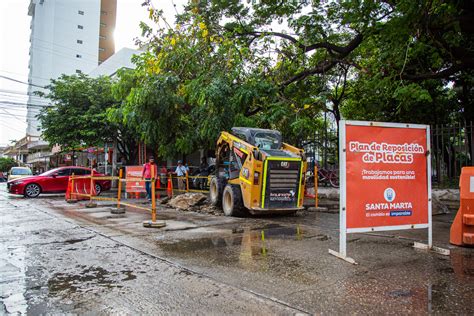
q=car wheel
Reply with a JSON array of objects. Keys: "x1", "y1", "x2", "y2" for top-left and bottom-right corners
[
  {"x1": 94, "y1": 183, "x2": 102, "y2": 196},
  {"x1": 24, "y1": 183, "x2": 41, "y2": 198}
]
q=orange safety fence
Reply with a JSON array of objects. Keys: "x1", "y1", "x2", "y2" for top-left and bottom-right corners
[
  {"x1": 66, "y1": 174, "x2": 97, "y2": 201},
  {"x1": 65, "y1": 169, "x2": 164, "y2": 224}
]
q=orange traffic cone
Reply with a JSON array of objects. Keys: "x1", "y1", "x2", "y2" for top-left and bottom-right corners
[{"x1": 167, "y1": 177, "x2": 172, "y2": 198}]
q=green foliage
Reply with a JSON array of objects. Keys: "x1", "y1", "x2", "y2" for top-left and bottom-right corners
[
  {"x1": 38, "y1": 75, "x2": 139, "y2": 164},
  {"x1": 0, "y1": 157, "x2": 17, "y2": 172},
  {"x1": 38, "y1": 74, "x2": 118, "y2": 150},
  {"x1": 111, "y1": 0, "x2": 473, "y2": 158}
]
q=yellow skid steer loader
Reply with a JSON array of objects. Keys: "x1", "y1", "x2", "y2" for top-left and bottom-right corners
[{"x1": 210, "y1": 127, "x2": 307, "y2": 216}]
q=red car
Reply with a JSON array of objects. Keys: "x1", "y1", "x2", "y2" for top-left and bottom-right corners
[{"x1": 7, "y1": 166, "x2": 111, "y2": 198}]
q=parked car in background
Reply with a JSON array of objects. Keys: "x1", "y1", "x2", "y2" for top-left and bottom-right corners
[
  {"x1": 7, "y1": 166, "x2": 111, "y2": 198},
  {"x1": 7, "y1": 167, "x2": 33, "y2": 182},
  {"x1": 0, "y1": 171, "x2": 7, "y2": 182}
]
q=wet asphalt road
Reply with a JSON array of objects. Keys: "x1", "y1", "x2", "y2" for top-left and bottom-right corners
[{"x1": 1, "y1": 183, "x2": 473, "y2": 315}]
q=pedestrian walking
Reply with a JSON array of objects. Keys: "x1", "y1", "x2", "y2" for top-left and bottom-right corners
[
  {"x1": 142, "y1": 156, "x2": 157, "y2": 201},
  {"x1": 175, "y1": 160, "x2": 189, "y2": 191}
]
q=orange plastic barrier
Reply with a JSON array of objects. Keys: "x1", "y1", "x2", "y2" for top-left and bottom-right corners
[
  {"x1": 125, "y1": 166, "x2": 146, "y2": 194},
  {"x1": 450, "y1": 167, "x2": 474, "y2": 246},
  {"x1": 66, "y1": 176, "x2": 96, "y2": 201}
]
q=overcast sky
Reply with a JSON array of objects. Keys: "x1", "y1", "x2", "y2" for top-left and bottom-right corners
[{"x1": 0, "y1": 0, "x2": 186, "y2": 147}]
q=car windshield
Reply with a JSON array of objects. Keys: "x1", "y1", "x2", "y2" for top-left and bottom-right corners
[
  {"x1": 11, "y1": 168, "x2": 32, "y2": 175},
  {"x1": 254, "y1": 132, "x2": 281, "y2": 150}
]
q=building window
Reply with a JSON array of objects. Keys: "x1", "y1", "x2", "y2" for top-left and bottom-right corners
[
  {"x1": 76, "y1": 69, "x2": 82, "y2": 74},
  {"x1": 78, "y1": 10, "x2": 84, "y2": 15},
  {"x1": 77, "y1": 25, "x2": 83, "y2": 30},
  {"x1": 100, "y1": 23, "x2": 106, "y2": 27},
  {"x1": 99, "y1": 35, "x2": 106, "y2": 40},
  {"x1": 98, "y1": 47, "x2": 105, "y2": 52},
  {"x1": 101, "y1": 10, "x2": 107, "y2": 15},
  {"x1": 77, "y1": 39, "x2": 83, "y2": 44},
  {"x1": 76, "y1": 54, "x2": 82, "y2": 58}
]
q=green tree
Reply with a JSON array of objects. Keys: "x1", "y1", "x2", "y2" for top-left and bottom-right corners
[
  {"x1": 112, "y1": 0, "x2": 473, "y2": 158},
  {"x1": 0, "y1": 157, "x2": 17, "y2": 172},
  {"x1": 195, "y1": 0, "x2": 473, "y2": 124},
  {"x1": 38, "y1": 74, "x2": 138, "y2": 163}
]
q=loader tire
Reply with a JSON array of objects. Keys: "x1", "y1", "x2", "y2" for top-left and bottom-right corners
[
  {"x1": 210, "y1": 176, "x2": 224, "y2": 207},
  {"x1": 222, "y1": 184, "x2": 244, "y2": 217}
]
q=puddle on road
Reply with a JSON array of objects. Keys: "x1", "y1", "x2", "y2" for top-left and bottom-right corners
[
  {"x1": 158, "y1": 224, "x2": 329, "y2": 284},
  {"x1": 160, "y1": 224, "x2": 318, "y2": 254},
  {"x1": 450, "y1": 250, "x2": 474, "y2": 278}
]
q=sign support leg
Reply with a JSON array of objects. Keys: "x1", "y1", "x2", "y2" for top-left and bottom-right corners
[{"x1": 329, "y1": 120, "x2": 357, "y2": 264}]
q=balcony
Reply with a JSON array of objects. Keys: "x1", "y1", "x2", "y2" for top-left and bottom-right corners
[
  {"x1": 26, "y1": 151, "x2": 52, "y2": 164},
  {"x1": 28, "y1": 139, "x2": 49, "y2": 150}
]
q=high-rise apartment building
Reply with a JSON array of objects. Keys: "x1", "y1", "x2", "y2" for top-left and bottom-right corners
[{"x1": 26, "y1": 0, "x2": 116, "y2": 136}]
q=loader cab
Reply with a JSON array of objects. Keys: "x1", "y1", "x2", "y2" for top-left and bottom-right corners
[
  {"x1": 216, "y1": 141, "x2": 248, "y2": 180},
  {"x1": 231, "y1": 127, "x2": 282, "y2": 151}
]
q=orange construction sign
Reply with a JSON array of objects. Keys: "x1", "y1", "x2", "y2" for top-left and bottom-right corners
[
  {"x1": 125, "y1": 166, "x2": 146, "y2": 193},
  {"x1": 329, "y1": 120, "x2": 433, "y2": 264},
  {"x1": 345, "y1": 124, "x2": 429, "y2": 230}
]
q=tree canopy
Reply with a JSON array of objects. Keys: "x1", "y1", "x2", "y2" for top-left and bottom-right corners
[
  {"x1": 40, "y1": 0, "x2": 474, "y2": 160},
  {"x1": 38, "y1": 74, "x2": 138, "y2": 163},
  {"x1": 0, "y1": 157, "x2": 17, "y2": 172}
]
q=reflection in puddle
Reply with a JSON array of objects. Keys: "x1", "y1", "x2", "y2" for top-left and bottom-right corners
[
  {"x1": 161, "y1": 225, "x2": 309, "y2": 257},
  {"x1": 450, "y1": 250, "x2": 474, "y2": 278},
  {"x1": 159, "y1": 225, "x2": 325, "y2": 280}
]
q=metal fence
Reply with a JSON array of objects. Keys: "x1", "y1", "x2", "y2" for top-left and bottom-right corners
[
  {"x1": 303, "y1": 128, "x2": 339, "y2": 172},
  {"x1": 431, "y1": 122, "x2": 473, "y2": 188},
  {"x1": 302, "y1": 122, "x2": 473, "y2": 188}
]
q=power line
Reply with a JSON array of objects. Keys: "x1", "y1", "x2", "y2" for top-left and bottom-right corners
[
  {"x1": 0, "y1": 93, "x2": 49, "y2": 105},
  {"x1": 0, "y1": 69, "x2": 52, "y2": 82},
  {"x1": 30, "y1": 43, "x2": 125, "y2": 74},
  {"x1": 0, "y1": 122, "x2": 25, "y2": 133},
  {"x1": 0, "y1": 105, "x2": 27, "y2": 112},
  {"x1": 0, "y1": 89, "x2": 49, "y2": 101},
  {"x1": 0, "y1": 75, "x2": 46, "y2": 89},
  {"x1": 31, "y1": 44, "x2": 102, "y2": 66},
  {"x1": 30, "y1": 44, "x2": 120, "y2": 73},
  {"x1": 0, "y1": 109, "x2": 26, "y2": 122},
  {"x1": 31, "y1": 36, "x2": 101, "y2": 59},
  {"x1": 0, "y1": 101, "x2": 52, "y2": 109},
  {"x1": 0, "y1": 88, "x2": 46, "y2": 98}
]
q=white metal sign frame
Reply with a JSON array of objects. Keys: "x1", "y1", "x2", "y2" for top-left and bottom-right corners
[{"x1": 328, "y1": 120, "x2": 445, "y2": 264}]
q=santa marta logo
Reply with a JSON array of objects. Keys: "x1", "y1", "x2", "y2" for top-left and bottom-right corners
[{"x1": 384, "y1": 188, "x2": 396, "y2": 202}]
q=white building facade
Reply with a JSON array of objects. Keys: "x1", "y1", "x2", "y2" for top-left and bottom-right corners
[
  {"x1": 27, "y1": 0, "x2": 116, "y2": 136},
  {"x1": 25, "y1": 0, "x2": 116, "y2": 172}
]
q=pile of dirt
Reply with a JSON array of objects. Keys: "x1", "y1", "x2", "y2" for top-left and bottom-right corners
[
  {"x1": 165, "y1": 193, "x2": 223, "y2": 215},
  {"x1": 167, "y1": 193, "x2": 207, "y2": 209}
]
